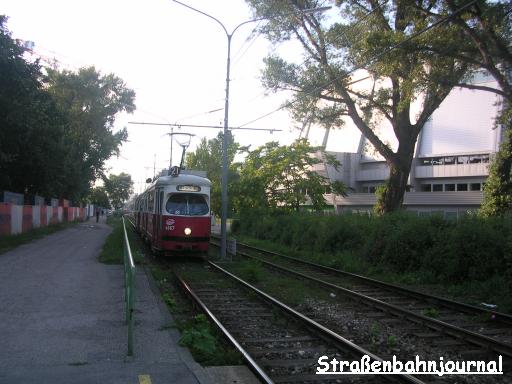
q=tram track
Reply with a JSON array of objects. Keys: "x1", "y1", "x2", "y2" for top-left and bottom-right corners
[
  {"x1": 175, "y1": 260, "x2": 425, "y2": 384},
  {"x1": 124, "y1": 221, "x2": 510, "y2": 382},
  {"x1": 209, "y1": 237, "x2": 512, "y2": 382},
  {"x1": 215, "y1": 238, "x2": 512, "y2": 355}
]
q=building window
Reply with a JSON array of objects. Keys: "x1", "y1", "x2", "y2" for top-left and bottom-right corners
[
  {"x1": 432, "y1": 184, "x2": 443, "y2": 192},
  {"x1": 470, "y1": 183, "x2": 481, "y2": 191},
  {"x1": 457, "y1": 156, "x2": 469, "y2": 164},
  {"x1": 421, "y1": 184, "x2": 432, "y2": 192},
  {"x1": 361, "y1": 186, "x2": 377, "y2": 193},
  {"x1": 445, "y1": 211, "x2": 458, "y2": 220},
  {"x1": 445, "y1": 184, "x2": 455, "y2": 191},
  {"x1": 457, "y1": 183, "x2": 468, "y2": 191},
  {"x1": 444, "y1": 156, "x2": 456, "y2": 165},
  {"x1": 421, "y1": 154, "x2": 489, "y2": 166}
]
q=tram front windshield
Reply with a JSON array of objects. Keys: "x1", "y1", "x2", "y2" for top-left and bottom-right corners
[{"x1": 165, "y1": 193, "x2": 209, "y2": 216}]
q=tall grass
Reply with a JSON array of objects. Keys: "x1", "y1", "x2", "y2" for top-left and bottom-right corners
[{"x1": 234, "y1": 210, "x2": 512, "y2": 311}]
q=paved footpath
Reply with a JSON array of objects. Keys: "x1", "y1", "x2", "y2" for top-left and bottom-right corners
[{"x1": 0, "y1": 216, "x2": 212, "y2": 384}]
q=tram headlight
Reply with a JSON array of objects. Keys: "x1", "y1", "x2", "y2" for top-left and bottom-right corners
[{"x1": 184, "y1": 227, "x2": 192, "y2": 236}]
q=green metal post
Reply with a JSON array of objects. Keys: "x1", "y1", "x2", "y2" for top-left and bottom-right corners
[{"x1": 122, "y1": 217, "x2": 135, "y2": 356}]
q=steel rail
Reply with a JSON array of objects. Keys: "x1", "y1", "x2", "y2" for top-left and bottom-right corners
[
  {"x1": 207, "y1": 261, "x2": 426, "y2": 384},
  {"x1": 175, "y1": 274, "x2": 274, "y2": 384},
  {"x1": 225, "y1": 237, "x2": 512, "y2": 326},
  {"x1": 232, "y1": 247, "x2": 512, "y2": 360}
]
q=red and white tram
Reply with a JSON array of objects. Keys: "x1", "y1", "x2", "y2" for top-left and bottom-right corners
[{"x1": 134, "y1": 169, "x2": 211, "y2": 255}]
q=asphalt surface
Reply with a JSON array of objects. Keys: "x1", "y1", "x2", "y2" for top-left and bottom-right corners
[{"x1": 0, "y1": 216, "x2": 211, "y2": 384}]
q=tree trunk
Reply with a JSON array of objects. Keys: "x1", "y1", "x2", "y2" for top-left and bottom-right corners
[{"x1": 374, "y1": 143, "x2": 415, "y2": 215}]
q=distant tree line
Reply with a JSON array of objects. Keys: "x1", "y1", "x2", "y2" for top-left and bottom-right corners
[
  {"x1": 89, "y1": 172, "x2": 134, "y2": 210},
  {"x1": 0, "y1": 16, "x2": 135, "y2": 203}
]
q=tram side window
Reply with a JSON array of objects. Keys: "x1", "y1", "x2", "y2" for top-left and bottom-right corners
[
  {"x1": 148, "y1": 191, "x2": 155, "y2": 212},
  {"x1": 166, "y1": 193, "x2": 209, "y2": 216}
]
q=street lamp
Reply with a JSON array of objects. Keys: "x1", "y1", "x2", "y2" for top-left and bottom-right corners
[{"x1": 172, "y1": 1, "x2": 331, "y2": 259}]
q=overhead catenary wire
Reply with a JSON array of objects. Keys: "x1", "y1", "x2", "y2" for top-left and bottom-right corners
[
  {"x1": 128, "y1": 121, "x2": 282, "y2": 132},
  {"x1": 231, "y1": 21, "x2": 263, "y2": 66}
]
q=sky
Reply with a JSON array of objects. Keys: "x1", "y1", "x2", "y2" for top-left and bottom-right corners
[{"x1": 2, "y1": 0, "x2": 362, "y2": 194}]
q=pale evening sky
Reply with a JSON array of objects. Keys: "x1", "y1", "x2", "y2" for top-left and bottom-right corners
[{"x1": 2, "y1": 0, "x2": 362, "y2": 193}]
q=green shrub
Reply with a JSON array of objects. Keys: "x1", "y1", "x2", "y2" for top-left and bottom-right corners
[
  {"x1": 237, "y1": 210, "x2": 512, "y2": 289},
  {"x1": 179, "y1": 314, "x2": 219, "y2": 364},
  {"x1": 239, "y1": 260, "x2": 264, "y2": 283}
]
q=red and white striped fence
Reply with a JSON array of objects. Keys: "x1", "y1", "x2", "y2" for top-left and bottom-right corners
[{"x1": 0, "y1": 203, "x2": 88, "y2": 236}]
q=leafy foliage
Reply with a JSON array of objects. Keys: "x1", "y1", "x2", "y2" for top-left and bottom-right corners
[
  {"x1": 178, "y1": 314, "x2": 223, "y2": 365},
  {"x1": 45, "y1": 67, "x2": 135, "y2": 201},
  {"x1": 415, "y1": 0, "x2": 512, "y2": 216},
  {"x1": 185, "y1": 131, "x2": 242, "y2": 216},
  {"x1": 103, "y1": 172, "x2": 133, "y2": 210},
  {"x1": 88, "y1": 187, "x2": 111, "y2": 209},
  {"x1": 0, "y1": 16, "x2": 135, "y2": 201},
  {"x1": 245, "y1": 0, "x2": 469, "y2": 213},
  {"x1": 234, "y1": 211, "x2": 512, "y2": 289},
  {"x1": 0, "y1": 16, "x2": 68, "y2": 197},
  {"x1": 239, "y1": 260, "x2": 264, "y2": 283},
  {"x1": 235, "y1": 139, "x2": 345, "y2": 212},
  {"x1": 480, "y1": 121, "x2": 512, "y2": 216}
]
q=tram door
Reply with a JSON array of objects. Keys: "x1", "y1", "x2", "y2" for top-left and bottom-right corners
[{"x1": 154, "y1": 188, "x2": 164, "y2": 246}]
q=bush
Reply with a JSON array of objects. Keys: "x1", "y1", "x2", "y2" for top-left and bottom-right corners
[
  {"x1": 178, "y1": 314, "x2": 242, "y2": 366},
  {"x1": 237, "y1": 210, "x2": 512, "y2": 287},
  {"x1": 239, "y1": 260, "x2": 264, "y2": 283}
]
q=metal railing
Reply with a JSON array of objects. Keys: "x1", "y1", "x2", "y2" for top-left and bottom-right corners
[{"x1": 122, "y1": 216, "x2": 135, "y2": 356}]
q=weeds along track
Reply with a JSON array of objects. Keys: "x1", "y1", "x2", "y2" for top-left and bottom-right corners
[
  {"x1": 174, "y1": 260, "x2": 423, "y2": 384},
  {"x1": 211, "y1": 239, "x2": 512, "y2": 378}
]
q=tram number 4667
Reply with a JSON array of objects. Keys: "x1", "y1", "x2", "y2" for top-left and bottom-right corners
[{"x1": 165, "y1": 219, "x2": 175, "y2": 231}]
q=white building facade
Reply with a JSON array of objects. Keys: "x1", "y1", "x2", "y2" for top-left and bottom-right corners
[{"x1": 321, "y1": 73, "x2": 504, "y2": 218}]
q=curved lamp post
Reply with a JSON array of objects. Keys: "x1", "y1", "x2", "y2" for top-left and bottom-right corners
[{"x1": 172, "y1": 1, "x2": 330, "y2": 258}]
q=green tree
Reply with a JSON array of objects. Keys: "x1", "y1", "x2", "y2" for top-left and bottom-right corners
[
  {"x1": 46, "y1": 66, "x2": 136, "y2": 201},
  {"x1": 426, "y1": 0, "x2": 512, "y2": 216},
  {"x1": 103, "y1": 172, "x2": 133, "y2": 210},
  {"x1": 88, "y1": 186, "x2": 111, "y2": 209},
  {"x1": 0, "y1": 16, "x2": 68, "y2": 197},
  {"x1": 185, "y1": 131, "x2": 242, "y2": 216},
  {"x1": 245, "y1": 0, "x2": 469, "y2": 214},
  {"x1": 0, "y1": 16, "x2": 136, "y2": 202},
  {"x1": 236, "y1": 139, "x2": 344, "y2": 211}
]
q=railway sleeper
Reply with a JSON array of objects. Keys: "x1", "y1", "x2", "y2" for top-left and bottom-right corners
[
  {"x1": 259, "y1": 357, "x2": 320, "y2": 367},
  {"x1": 247, "y1": 346, "x2": 328, "y2": 357},
  {"x1": 218, "y1": 312, "x2": 275, "y2": 318},
  {"x1": 459, "y1": 326, "x2": 512, "y2": 334},
  {"x1": 213, "y1": 306, "x2": 268, "y2": 312},
  {"x1": 272, "y1": 373, "x2": 382, "y2": 383},
  {"x1": 242, "y1": 336, "x2": 317, "y2": 344}
]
